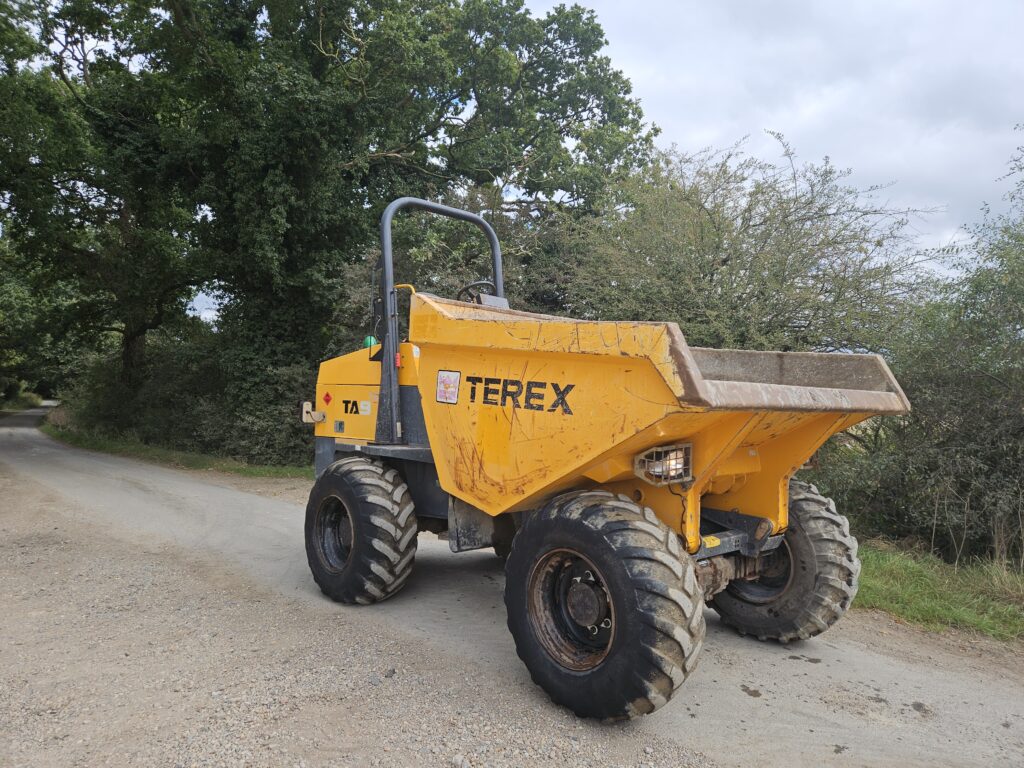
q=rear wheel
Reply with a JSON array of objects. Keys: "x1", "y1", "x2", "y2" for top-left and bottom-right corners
[
  {"x1": 305, "y1": 456, "x2": 417, "y2": 605},
  {"x1": 710, "y1": 480, "x2": 859, "y2": 642},
  {"x1": 504, "y1": 490, "x2": 705, "y2": 720}
]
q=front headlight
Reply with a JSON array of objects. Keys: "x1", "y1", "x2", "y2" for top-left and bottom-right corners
[{"x1": 634, "y1": 443, "x2": 693, "y2": 486}]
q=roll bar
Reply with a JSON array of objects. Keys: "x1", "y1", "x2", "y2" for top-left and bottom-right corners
[{"x1": 374, "y1": 197, "x2": 504, "y2": 444}]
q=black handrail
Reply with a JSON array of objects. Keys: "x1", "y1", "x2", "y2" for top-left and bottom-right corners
[{"x1": 374, "y1": 197, "x2": 504, "y2": 444}]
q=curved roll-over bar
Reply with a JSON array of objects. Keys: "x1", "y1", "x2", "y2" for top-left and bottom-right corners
[{"x1": 374, "y1": 197, "x2": 505, "y2": 444}]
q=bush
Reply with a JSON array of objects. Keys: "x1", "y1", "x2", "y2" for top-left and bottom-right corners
[
  {"x1": 811, "y1": 216, "x2": 1024, "y2": 568},
  {"x1": 60, "y1": 319, "x2": 314, "y2": 466},
  {"x1": 0, "y1": 381, "x2": 42, "y2": 411}
]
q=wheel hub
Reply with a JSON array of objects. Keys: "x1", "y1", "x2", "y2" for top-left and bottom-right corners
[
  {"x1": 315, "y1": 496, "x2": 353, "y2": 573},
  {"x1": 527, "y1": 549, "x2": 615, "y2": 671},
  {"x1": 566, "y1": 580, "x2": 606, "y2": 627}
]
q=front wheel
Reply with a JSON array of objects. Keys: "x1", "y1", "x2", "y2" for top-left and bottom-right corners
[
  {"x1": 710, "y1": 480, "x2": 860, "y2": 642},
  {"x1": 305, "y1": 456, "x2": 417, "y2": 605},
  {"x1": 504, "y1": 491, "x2": 705, "y2": 720}
]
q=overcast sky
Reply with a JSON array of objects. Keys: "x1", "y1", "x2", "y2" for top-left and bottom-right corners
[{"x1": 527, "y1": 0, "x2": 1023, "y2": 249}]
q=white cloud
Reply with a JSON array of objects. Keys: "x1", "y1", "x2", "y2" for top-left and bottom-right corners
[
  {"x1": 187, "y1": 292, "x2": 221, "y2": 325},
  {"x1": 527, "y1": 0, "x2": 1023, "y2": 247}
]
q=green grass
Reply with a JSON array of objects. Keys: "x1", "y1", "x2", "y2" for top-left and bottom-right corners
[
  {"x1": 40, "y1": 424, "x2": 313, "y2": 479},
  {"x1": 857, "y1": 541, "x2": 1024, "y2": 641},
  {"x1": 0, "y1": 391, "x2": 43, "y2": 414}
]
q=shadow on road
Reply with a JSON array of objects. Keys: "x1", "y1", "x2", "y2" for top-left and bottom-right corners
[{"x1": 0, "y1": 408, "x2": 50, "y2": 429}]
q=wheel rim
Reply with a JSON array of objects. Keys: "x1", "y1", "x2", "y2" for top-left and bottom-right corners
[
  {"x1": 726, "y1": 539, "x2": 795, "y2": 605},
  {"x1": 314, "y1": 496, "x2": 354, "y2": 573},
  {"x1": 527, "y1": 548, "x2": 615, "y2": 671}
]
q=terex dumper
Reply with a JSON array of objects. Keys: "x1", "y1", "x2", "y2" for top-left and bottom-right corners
[{"x1": 301, "y1": 198, "x2": 910, "y2": 719}]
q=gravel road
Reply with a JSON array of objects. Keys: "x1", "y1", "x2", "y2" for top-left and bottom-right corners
[{"x1": 2, "y1": 407, "x2": 1022, "y2": 767}]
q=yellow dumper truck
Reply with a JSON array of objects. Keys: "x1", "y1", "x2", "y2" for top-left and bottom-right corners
[{"x1": 301, "y1": 198, "x2": 910, "y2": 719}]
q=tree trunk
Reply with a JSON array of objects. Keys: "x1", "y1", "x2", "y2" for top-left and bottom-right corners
[{"x1": 120, "y1": 330, "x2": 146, "y2": 387}]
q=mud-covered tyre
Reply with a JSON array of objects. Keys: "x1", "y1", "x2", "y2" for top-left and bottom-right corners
[
  {"x1": 504, "y1": 490, "x2": 705, "y2": 720},
  {"x1": 710, "y1": 480, "x2": 859, "y2": 642},
  {"x1": 305, "y1": 456, "x2": 417, "y2": 605}
]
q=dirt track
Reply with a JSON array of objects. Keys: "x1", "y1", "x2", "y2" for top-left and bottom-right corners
[{"x1": 2, "y1": 407, "x2": 1022, "y2": 767}]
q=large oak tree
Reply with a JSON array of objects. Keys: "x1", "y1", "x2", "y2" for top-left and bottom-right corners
[{"x1": 1, "y1": 0, "x2": 650, "y2": 387}]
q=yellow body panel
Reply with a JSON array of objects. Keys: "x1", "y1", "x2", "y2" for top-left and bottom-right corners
[
  {"x1": 314, "y1": 293, "x2": 908, "y2": 553},
  {"x1": 314, "y1": 342, "x2": 421, "y2": 443}
]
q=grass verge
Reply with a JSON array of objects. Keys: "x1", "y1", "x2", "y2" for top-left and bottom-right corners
[
  {"x1": 858, "y1": 540, "x2": 1024, "y2": 642},
  {"x1": 40, "y1": 424, "x2": 313, "y2": 480},
  {"x1": 0, "y1": 391, "x2": 43, "y2": 414}
]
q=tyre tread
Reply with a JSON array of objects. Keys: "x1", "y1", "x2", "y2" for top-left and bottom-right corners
[
  {"x1": 505, "y1": 490, "x2": 705, "y2": 720},
  {"x1": 713, "y1": 479, "x2": 859, "y2": 642},
  {"x1": 305, "y1": 457, "x2": 417, "y2": 605}
]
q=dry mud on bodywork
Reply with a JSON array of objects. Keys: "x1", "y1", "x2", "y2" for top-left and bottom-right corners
[
  {"x1": 0, "y1": 468, "x2": 713, "y2": 768},
  {"x1": 2, "y1": 411, "x2": 1023, "y2": 768}
]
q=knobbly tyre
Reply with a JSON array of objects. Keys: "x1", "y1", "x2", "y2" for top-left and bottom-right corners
[{"x1": 300, "y1": 198, "x2": 910, "y2": 720}]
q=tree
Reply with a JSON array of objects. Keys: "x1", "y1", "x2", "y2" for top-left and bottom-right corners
[
  {"x1": 815, "y1": 139, "x2": 1024, "y2": 568},
  {"x1": 2, "y1": 1, "x2": 651, "y2": 461},
  {"x1": 519, "y1": 143, "x2": 925, "y2": 354},
  {"x1": 0, "y1": 2, "x2": 206, "y2": 392},
  {"x1": 151, "y1": 0, "x2": 651, "y2": 364},
  {"x1": 0, "y1": 232, "x2": 94, "y2": 396}
]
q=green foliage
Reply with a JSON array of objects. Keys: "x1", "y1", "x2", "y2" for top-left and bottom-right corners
[
  {"x1": 0, "y1": 239, "x2": 33, "y2": 394},
  {"x1": 59, "y1": 316, "x2": 313, "y2": 464},
  {"x1": 858, "y1": 541, "x2": 1024, "y2": 641},
  {"x1": 0, "y1": 233, "x2": 98, "y2": 395},
  {"x1": 0, "y1": 387, "x2": 42, "y2": 412},
  {"x1": 0, "y1": 1, "x2": 205, "y2": 389},
  {"x1": 154, "y1": 0, "x2": 652, "y2": 365},
  {"x1": 812, "y1": 143, "x2": 1024, "y2": 568},
  {"x1": 521, "y1": 144, "x2": 923, "y2": 353},
  {"x1": 2, "y1": 0, "x2": 649, "y2": 463}
]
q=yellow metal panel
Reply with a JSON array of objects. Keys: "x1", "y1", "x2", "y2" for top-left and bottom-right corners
[
  {"x1": 602, "y1": 480, "x2": 688, "y2": 533},
  {"x1": 712, "y1": 445, "x2": 762, "y2": 480},
  {"x1": 409, "y1": 293, "x2": 705, "y2": 514},
  {"x1": 311, "y1": 291, "x2": 900, "y2": 556},
  {"x1": 413, "y1": 343, "x2": 683, "y2": 514},
  {"x1": 408, "y1": 294, "x2": 705, "y2": 402},
  {"x1": 313, "y1": 342, "x2": 419, "y2": 441},
  {"x1": 317, "y1": 343, "x2": 420, "y2": 386},
  {"x1": 312, "y1": 384, "x2": 379, "y2": 442},
  {"x1": 703, "y1": 412, "x2": 869, "y2": 532}
]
